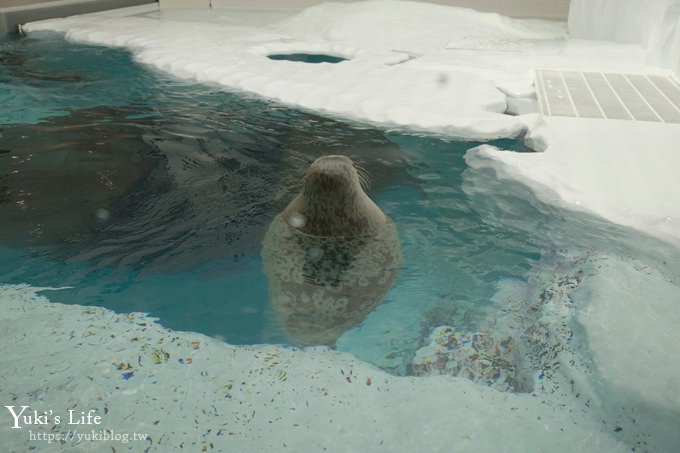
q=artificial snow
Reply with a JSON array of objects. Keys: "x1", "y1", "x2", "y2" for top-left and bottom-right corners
[
  {"x1": 575, "y1": 257, "x2": 680, "y2": 413},
  {"x1": 22, "y1": 1, "x2": 680, "y2": 245},
  {"x1": 465, "y1": 117, "x2": 680, "y2": 246},
  {"x1": 0, "y1": 284, "x2": 626, "y2": 452}
]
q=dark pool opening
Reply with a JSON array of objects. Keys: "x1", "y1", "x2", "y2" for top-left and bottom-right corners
[{"x1": 267, "y1": 53, "x2": 348, "y2": 64}]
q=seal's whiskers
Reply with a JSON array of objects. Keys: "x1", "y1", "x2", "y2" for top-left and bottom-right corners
[{"x1": 353, "y1": 162, "x2": 371, "y2": 193}]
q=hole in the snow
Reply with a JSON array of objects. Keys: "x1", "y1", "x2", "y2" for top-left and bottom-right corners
[{"x1": 267, "y1": 53, "x2": 348, "y2": 64}]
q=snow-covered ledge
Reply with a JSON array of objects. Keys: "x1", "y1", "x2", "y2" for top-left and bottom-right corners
[{"x1": 569, "y1": 0, "x2": 680, "y2": 76}]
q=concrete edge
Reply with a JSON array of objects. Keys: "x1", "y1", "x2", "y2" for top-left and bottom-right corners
[{"x1": 0, "y1": 0, "x2": 157, "y2": 33}]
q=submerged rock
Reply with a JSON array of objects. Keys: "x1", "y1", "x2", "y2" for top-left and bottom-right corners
[{"x1": 410, "y1": 325, "x2": 523, "y2": 392}]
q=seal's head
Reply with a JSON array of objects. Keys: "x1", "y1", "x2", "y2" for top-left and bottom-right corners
[{"x1": 283, "y1": 155, "x2": 386, "y2": 237}]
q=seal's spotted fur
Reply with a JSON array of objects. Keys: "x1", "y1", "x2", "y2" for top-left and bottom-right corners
[{"x1": 262, "y1": 155, "x2": 402, "y2": 346}]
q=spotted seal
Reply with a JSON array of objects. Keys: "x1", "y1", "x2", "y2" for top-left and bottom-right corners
[{"x1": 261, "y1": 155, "x2": 402, "y2": 346}]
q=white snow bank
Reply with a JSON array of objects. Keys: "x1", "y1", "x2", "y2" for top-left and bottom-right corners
[
  {"x1": 0, "y1": 284, "x2": 625, "y2": 451},
  {"x1": 22, "y1": 1, "x2": 660, "y2": 140},
  {"x1": 24, "y1": 1, "x2": 558, "y2": 140},
  {"x1": 569, "y1": 0, "x2": 680, "y2": 76},
  {"x1": 575, "y1": 256, "x2": 680, "y2": 413},
  {"x1": 466, "y1": 117, "x2": 680, "y2": 246},
  {"x1": 20, "y1": 1, "x2": 680, "y2": 243}
]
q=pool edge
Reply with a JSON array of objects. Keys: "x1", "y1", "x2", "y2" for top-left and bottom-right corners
[{"x1": 0, "y1": 0, "x2": 157, "y2": 33}]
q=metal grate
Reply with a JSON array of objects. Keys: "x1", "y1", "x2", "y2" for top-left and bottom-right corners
[{"x1": 535, "y1": 69, "x2": 680, "y2": 123}]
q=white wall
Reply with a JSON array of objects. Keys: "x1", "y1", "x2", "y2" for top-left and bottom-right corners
[
  {"x1": 653, "y1": 2, "x2": 680, "y2": 75},
  {"x1": 569, "y1": 0, "x2": 680, "y2": 76},
  {"x1": 159, "y1": 0, "x2": 210, "y2": 8},
  {"x1": 427, "y1": 0, "x2": 570, "y2": 19},
  {"x1": 161, "y1": 0, "x2": 570, "y2": 20}
]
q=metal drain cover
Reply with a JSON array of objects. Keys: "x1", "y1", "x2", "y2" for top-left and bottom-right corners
[{"x1": 535, "y1": 69, "x2": 680, "y2": 123}]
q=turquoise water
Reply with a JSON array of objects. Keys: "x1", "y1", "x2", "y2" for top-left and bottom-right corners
[{"x1": 0, "y1": 32, "x2": 676, "y2": 372}]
